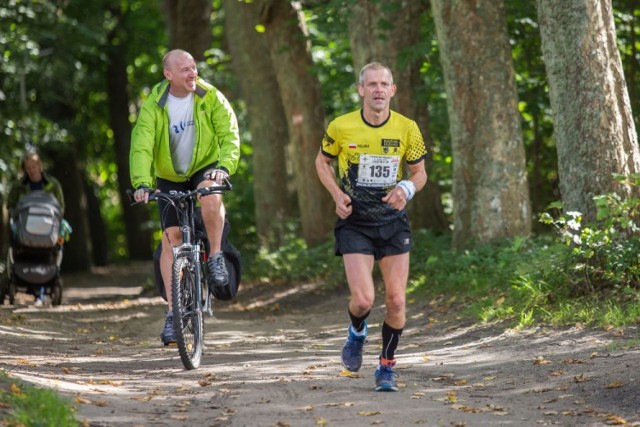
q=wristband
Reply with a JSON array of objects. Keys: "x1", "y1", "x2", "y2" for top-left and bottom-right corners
[{"x1": 396, "y1": 180, "x2": 416, "y2": 201}]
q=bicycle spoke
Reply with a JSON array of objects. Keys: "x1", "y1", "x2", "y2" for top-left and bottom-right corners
[{"x1": 171, "y1": 256, "x2": 203, "y2": 369}]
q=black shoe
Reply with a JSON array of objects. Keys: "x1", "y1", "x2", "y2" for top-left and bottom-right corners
[
  {"x1": 160, "y1": 312, "x2": 176, "y2": 346},
  {"x1": 207, "y1": 252, "x2": 229, "y2": 289}
]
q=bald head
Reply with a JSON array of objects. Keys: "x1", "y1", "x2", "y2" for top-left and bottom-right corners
[{"x1": 163, "y1": 49, "x2": 194, "y2": 72}]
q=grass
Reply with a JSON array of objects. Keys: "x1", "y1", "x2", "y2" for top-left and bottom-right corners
[
  {"x1": 405, "y1": 230, "x2": 640, "y2": 329},
  {"x1": 248, "y1": 227, "x2": 640, "y2": 330},
  {"x1": 0, "y1": 370, "x2": 78, "y2": 426}
]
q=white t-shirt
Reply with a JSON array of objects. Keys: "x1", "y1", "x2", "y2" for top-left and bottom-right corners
[{"x1": 167, "y1": 92, "x2": 196, "y2": 174}]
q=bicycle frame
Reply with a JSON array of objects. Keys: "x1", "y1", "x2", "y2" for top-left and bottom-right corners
[{"x1": 132, "y1": 180, "x2": 232, "y2": 369}]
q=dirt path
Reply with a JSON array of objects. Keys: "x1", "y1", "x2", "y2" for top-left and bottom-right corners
[{"x1": 1, "y1": 263, "x2": 639, "y2": 427}]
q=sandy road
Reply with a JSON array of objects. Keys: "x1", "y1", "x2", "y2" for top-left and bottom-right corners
[{"x1": 1, "y1": 263, "x2": 639, "y2": 426}]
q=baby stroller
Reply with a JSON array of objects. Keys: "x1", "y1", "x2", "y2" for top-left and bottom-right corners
[{"x1": 0, "y1": 190, "x2": 68, "y2": 306}]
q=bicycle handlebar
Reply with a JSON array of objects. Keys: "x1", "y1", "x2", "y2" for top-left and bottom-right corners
[{"x1": 127, "y1": 178, "x2": 232, "y2": 205}]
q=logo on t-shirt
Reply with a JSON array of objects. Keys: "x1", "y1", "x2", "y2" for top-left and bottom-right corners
[
  {"x1": 172, "y1": 120, "x2": 194, "y2": 135},
  {"x1": 381, "y1": 139, "x2": 400, "y2": 154}
]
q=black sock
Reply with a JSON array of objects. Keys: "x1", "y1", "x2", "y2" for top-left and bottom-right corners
[
  {"x1": 381, "y1": 322, "x2": 403, "y2": 361},
  {"x1": 349, "y1": 310, "x2": 370, "y2": 333}
]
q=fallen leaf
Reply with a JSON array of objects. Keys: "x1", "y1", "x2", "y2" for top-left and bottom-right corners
[
  {"x1": 10, "y1": 384, "x2": 24, "y2": 396},
  {"x1": 324, "y1": 402, "x2": 354, "y2": 407},
  {"x1": 357, "y1": 411, "x2": 382, "y2": 416},
  {"x1": 339, "y1": 370, "x2": 363, "y2": 378},
  {"x1": 315, "y1": 418, "x2": 328, "y2": 426},
  {"x1": 549, "y1": 370, "x2": 563, "y2": 377},
  {"x1": 606, "y1": 415, "x2": 627, "y2": 425},
  {"x1": 534, "y1": 356, "x2": 552, "y2": 365},
  {"x1": 573, "y1": 374, "x2": 590, "y2": 383},
  {"x1": 605, "y1": 381, "x2": 624, "y2": 389}
]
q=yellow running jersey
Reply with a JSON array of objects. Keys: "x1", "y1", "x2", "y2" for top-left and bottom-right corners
[{"x1": 321, "y1": 109, "x2": 427, "y2": 225}]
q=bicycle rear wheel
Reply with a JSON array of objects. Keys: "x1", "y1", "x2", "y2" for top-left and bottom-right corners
[{"x1": 171, "y1": 255, "x2": 203, "y2": 369}]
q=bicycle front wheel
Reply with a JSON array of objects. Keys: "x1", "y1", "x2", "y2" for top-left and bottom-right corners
[{"x1": 171, "y1": 255, "x2": 203, "y2": 369}]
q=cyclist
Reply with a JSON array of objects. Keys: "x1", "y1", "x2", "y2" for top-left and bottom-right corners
[
  {"x1": 130, "y1": 49, "x2": 240, "y2": 346},
  {"x1": 315, "y1": 62, "x2": 427, "y2": 391}
]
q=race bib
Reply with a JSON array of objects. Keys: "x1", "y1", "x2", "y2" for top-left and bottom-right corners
[{"x1": 357, "y1": 154, "x2": 400, "y2": 187}]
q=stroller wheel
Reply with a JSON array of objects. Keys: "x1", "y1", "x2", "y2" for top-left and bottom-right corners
[
  {"x1": 51, "y1": 278, "x2": 63, "y2": 306},
  {"x1": 8, "y1": 280, "x2": 16, "y2": 305},
  {"x1": 0, "y1": 277, "x2": 7, "y2": 305},
  {"x1": 0, "y1": 277, "x2": 15, "y2": 306}
]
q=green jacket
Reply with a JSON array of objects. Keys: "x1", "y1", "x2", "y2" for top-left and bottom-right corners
[
  {"x1": 129, "y1": 78, "x2": 240, "y2": 189},
  {"x1": 7, "y1": 173, "x2": 65, "y2": 215}
]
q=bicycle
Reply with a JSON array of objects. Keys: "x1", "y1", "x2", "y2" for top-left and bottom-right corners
[{"x1": 131, "y1": 180, "x2": 232, "y2": 369}]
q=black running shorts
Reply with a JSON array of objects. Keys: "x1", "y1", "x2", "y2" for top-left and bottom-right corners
[
  {"x1": 155, "y1": 163, "x2": 219, "y2": 230},
  {"x1": 334, "y1": 216, "x2": 412, "y2": 260}
]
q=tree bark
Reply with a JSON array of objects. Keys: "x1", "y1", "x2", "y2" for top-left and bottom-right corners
[
  {"x1": 106, "y1": 10, "x2": 154, "y2": 261},
  {"x1": 347, "y1": 0, "x2": 449, "y2": 233},
  {"x1": 432, "y1": 0, "x2": 532, "y2": 248},
  {"x1": 45, "y1": 145, "x2": 93, "y2": 272},
  {"x1": 259, "y1": 0, "x2": 334, "y2": 245},
  {"x1": 164, "y1": 0, "x2": 212, "y2": 60},
  {"x1": 223, "y1": 0, "x2": 296, "y2": 249},
  {"x1": 537, "y1": 0, "x2": 640, "y2": 220}
]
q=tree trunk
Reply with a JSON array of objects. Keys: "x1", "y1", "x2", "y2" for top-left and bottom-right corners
[
  {"x1": 432, "y1": 0, "x2": 532, "y2": 248},
  {"x1": 259, "y1": 0, "x2": 334, "y2": 245},
  {"x1": 223, "y1": 0, "x2": 296, "y2": 249},
  {"x1": 84, "y1": 179, "x2": 110, "y2": 266},
  {"x1": 537, "y1": 0, "x2": 640, "y2": 220},
  {"x1": 347, "y1": 0, "x2": 449, "y2": 233},
  {"x1": 164, "y1": 0, "x2": 212, "y2": 60},
  {"x1": 45, "y1": 145, "x2": 93, "y2": 272},
  {"x1": 106, "y1": 12, "x2": 154, "y2": 261}
]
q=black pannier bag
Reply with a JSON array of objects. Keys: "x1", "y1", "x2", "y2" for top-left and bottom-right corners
[
  {"x1": 153, "y1": 211, "x2": 241, "y2": 301},
  {"x1": 14, "y1": 191, "x2": 62, "y2": 249}
]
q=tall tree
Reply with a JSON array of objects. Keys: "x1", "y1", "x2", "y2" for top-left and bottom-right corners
[
  {"x1": 107, "y1": 3, "x2": 153, "y2": 261},
  {"x1": 537, "y1": 0, "x2": 640, "y2": 220},
  {"x1": 223, "y1": 0, "x2": 295, "y2": 248},
  {"x1": 346, "y1": 0, "x2": 449, "y2": 232},
  {"x1": 164, "y1": 0, "x2": 212, "y2": 60},
  {"x1": 259, "y1": 0, "x2": 334, "y2": 245},
  {"x1": 432, "y1": 0, "x2": 531, "y2": 248}
]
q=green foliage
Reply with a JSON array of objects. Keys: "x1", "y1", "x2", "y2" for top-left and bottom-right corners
[
  {"x1": 245, "y1": 226, "x2": 344, "y2": 286},
  {"x1": 401, "y1": 176, "x2": 640, "y2": 329},
  {"x1": 0, "y1": 370, "x2": 78, "y2": 427},
  {"x1": 540, "y1": 174, "x2": 640, "y2": 292}
]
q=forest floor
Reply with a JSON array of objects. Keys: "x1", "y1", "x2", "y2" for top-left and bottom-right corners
[{"x1": 1, "y1": 262, "x2": 639, "y2": 427}]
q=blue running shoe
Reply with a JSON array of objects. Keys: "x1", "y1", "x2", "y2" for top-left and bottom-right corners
[
  {"x1": 160, "y1": 311, "x2": 177, "y2": 346},
  {"x1": 341, "y1": 322, "x2": 367, "y2": 372},
  {"x1": 375, "y1": 359, "x2": 398, "y2": 392}
]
